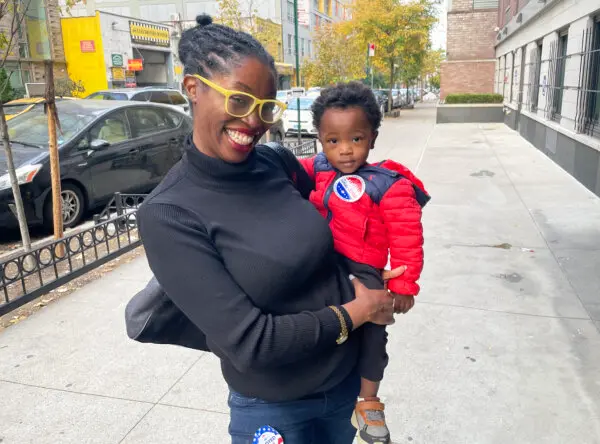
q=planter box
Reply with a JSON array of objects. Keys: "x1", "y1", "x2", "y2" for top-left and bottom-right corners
[{"x1": 436, "y1": 103, "x2": 504, "y2": 124}]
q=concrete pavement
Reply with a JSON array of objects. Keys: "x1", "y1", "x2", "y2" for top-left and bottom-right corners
[{"x1": 1, "y1": 104, "x2": 600, "y2": 443}]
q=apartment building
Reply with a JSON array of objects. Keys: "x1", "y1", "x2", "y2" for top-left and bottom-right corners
[
  {"x1": 496, "y1": 0, "x2": 600, "y2": 196},
  {"x1": 2, "y1": 0, "x2": 68, "y2": 96},
  {"x1": 440, "y1": 0, "x2": 499, "y2": 99}
]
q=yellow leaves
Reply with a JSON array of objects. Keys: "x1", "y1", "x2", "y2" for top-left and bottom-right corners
[
  {"x1": 302, "y1": 23, "x2": 365, "y2": 86},
  {"x1": 341, "y1": 0, "x2": 437, "y2": 84}
]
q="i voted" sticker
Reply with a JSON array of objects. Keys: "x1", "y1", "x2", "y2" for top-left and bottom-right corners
[
  {"x1": 333, "y1": 175, "x2": 366, "y2": 203},
  {"x1": 253, "y1": 425, "x2": 284, "y2": 444}
]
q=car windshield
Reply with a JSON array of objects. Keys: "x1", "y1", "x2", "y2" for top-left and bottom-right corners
[
  {"x1": 7, "y1": 104, "x2": 96, "y2": 148},
  {"x1": 287, "y1": 98, "x2": 314, "y2": 110},
  {"x1": 4, "y1": 103, "x2": 34, "y2": 115}
]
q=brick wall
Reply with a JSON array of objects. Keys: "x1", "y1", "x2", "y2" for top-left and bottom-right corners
[
  {"x1": 440, "y1": 61, "x2": 496, "y2": 98},
  {"x1": 447, "y1": 10, "x2": 498, "y2": 60}
]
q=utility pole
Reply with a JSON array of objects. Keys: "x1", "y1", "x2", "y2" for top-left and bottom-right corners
[{"x1": 293, "y1": 0, "x2": 301, "y2": 146}]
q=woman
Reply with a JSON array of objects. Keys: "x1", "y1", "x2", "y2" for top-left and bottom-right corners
[{"x1": 138, "y1": 14, "x2": 403, "y2": 443}]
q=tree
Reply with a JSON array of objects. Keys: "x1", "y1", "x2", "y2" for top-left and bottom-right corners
[
  {"x1": 217, "y1": 0, "x2": 283, "y2": 62},
  {"x1": 54, "y1": 77, "x2": 85, "y2": 97},
  {"x1": 430, "y1": 74, "x2": 440, "y2": 90},
  {"x1": 0, "y1": 68, "x2": 15, "y2": 103},
  {"x1": 340, "y1": 0, "x2": 437, "y2": 111},
  {"x1": 301, "y1": 23, "x2": 365, "y2": 87},
  {"x1": 0, "y1": 0, "x2": 82, "y2": 253}
]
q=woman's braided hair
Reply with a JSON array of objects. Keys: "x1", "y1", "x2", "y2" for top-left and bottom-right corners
[{"x1": 179, "y1": 14, "x2": 277, "y2": 80}]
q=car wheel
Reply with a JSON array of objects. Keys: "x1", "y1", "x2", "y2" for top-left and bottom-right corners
[{"x1": 43, "y1": 183, "x2": 85, "y2": 231}]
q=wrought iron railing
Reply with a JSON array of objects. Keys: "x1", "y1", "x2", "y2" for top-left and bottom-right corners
[
  {"x1": 0, "y1": 210, "x2": 141, "y2": 317},
  {"x1": 93, "y1": 193, "x2": 146, "y2": 224},
  {"x1": 285, "y1": 139, "x2": 318, "y2": 158}
]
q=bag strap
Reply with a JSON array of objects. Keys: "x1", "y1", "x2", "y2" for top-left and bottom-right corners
[{"x1": 261, "y1": 142, "x2": 315, "y2": 200}]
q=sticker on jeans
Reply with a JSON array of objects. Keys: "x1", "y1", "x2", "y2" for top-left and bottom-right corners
[
  {"x1": 333, "y1": 175, "x2": 366, "y2": 203},
  {"x1": 253, "y1": 425, "x2": 284, "y2": 444}
]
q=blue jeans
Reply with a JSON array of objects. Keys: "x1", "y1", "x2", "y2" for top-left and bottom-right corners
[{"x1": 228, "y1": 371, "x2": 360, "y2": 443}]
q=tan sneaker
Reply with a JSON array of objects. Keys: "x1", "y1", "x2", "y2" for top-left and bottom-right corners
[{"x1": 351, "y1": 397, "x2": 391, "y2": 444}]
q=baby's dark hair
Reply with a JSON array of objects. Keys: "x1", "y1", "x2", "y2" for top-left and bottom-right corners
[
  {"x1": 311, "y1": 81, "x2": 382, "y2": 132},
  {"x1": 178, "y1": 14, "x2": 277, "y2": 80}
]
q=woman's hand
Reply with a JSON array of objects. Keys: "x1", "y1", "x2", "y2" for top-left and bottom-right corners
[{"x1": 342, "y1": 279, "x2": 395, "y2": 329}]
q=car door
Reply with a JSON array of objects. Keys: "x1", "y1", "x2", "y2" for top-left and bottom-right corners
[
  {"x1": 126, "y1": 106, "x2": 183, "y2": 191},
  {"x1": 80, "y1": 109, "x2": 147, "y2": 203}
]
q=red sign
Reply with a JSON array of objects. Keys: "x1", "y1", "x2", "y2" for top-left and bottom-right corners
[
  {"x1": 127, "y1": 59, "x2": 143, "y2": 71},
  {"x1": 368, "y1": 43, "x2": 375, "y2": 57},
  {"x1": 80, "y1": 40, "x2": 96, "y2": 53}
]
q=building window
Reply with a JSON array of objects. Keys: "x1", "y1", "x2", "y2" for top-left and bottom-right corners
[
  {"x1": 504, "y1": 6, "x2": 511, "y2": 23},
  {"x1": 547, "y1": 32, "x2": 568, "y2": 121},
  {"x1": 287, "y1": 1, "x2": 294, "y2": 23},
  {"x1": 527, "y1": 41, "x2": 543, "y2": 112},
  {"x1": 301, "y1": 38, "x2": 305, "y2": 56},
  {"x1": 287, "y1": 34, "x2": 293, "y2": 55},
  {"x1": 575, "y1": 19, "x2": 600, "y2": 137},
  {"x1": 473, "y1": 0, "x2": 499, "y2": 9}
]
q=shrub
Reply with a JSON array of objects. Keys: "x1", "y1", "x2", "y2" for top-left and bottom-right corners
[{"x1": 445, "y1": 93, "x2": 503, "y2": 104}]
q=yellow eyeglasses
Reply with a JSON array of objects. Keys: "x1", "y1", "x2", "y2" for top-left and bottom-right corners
[{"x1": 193, "y1": 74, "x2": 287, "y2": 124}]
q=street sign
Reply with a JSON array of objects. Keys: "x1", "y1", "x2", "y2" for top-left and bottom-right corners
[
  {"x1": 368, "y1": 43, "x2": 375, "y2": 57},
  {"x1": 291, "y1": 87, "x2": 304, "y2": 98},
  {"x1": 112, "y1": 67, "x2": 125, "y2": 82},
  {"x1": 297, "y1": 0, "x2": 310, "y2": 27},
  {"x1": 127, "y1": 59, "x2": 143, "y2": 71},
  {"x1": 112, "y1": 54, "x2": 123, "y2": 67}
]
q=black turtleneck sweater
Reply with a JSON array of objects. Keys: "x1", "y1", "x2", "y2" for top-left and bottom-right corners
[{"x1": 138, "y1": 136, "x2": 359, "y2": 402}]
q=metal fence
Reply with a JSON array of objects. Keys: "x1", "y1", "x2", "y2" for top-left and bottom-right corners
[
  {"x1": 0, "y1": 197, "x2": 145, "y2": 317},
  {"x1": 575, "y1": 25, "x2": 600, "y2": 137},
  {"x1": 285, "y1": 139, "x2": 318, "y2": 158}
]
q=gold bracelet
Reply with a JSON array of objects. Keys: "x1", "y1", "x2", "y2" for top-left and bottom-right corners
[{"x1": 329, "y1": 306, "x2": 348, "y2": 345}]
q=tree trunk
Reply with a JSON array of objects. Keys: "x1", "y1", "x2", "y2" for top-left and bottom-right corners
[
  {"x1": 45, "y1": 60, "x2": 64, "y2": 243},
  {"x1": 0, "y1": 102, "x2": 32, "y2": 251}
]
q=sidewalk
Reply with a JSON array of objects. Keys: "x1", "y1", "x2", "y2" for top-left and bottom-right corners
[{"x1": 1, "y1": 105, "x2": 600, "y2": 443}]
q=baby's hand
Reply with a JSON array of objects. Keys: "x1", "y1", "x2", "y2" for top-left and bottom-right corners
[{"x1": 392, "y1": 294, "x2": 414, "y2": 314}]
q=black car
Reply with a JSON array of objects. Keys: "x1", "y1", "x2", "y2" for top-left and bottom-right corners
[{"x1": 0, "y1": 100, "x2": 192, "y2": 229}]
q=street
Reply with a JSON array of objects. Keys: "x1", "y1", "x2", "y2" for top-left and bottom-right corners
[{"x1": 0, "y1": 104, "x2": 599, "y2": 443}]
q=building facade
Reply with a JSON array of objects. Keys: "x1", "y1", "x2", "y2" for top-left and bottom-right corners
[
  {"x1": 1, "y1": 0, "x2": 68, "y2": 97},
  {"x1": 441, "y1": 0, "x2": 499, "y2": 99},
  {"x1": 61, "y1": 11, "x2": 182, "y2": 96},
  {"x1": 496, "y1": 0, "x2": 600, "y2": 197}
]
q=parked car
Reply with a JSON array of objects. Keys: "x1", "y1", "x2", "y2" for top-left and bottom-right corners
[
  {"x1": 85, "y1": 87, "x2": 190, "y2": 115},
  {"x1": 373, "y1": 90, "x2": 391, "y2": 114},
  {"x1": 4, "y1": 97, "x2": 77, "y2": 121},
  {"x1": 0, "y1": 100, "x2": 192, "y2": 229},
  {"x1": 282, "y1": 97, "x2": 317, "y2": 136}
]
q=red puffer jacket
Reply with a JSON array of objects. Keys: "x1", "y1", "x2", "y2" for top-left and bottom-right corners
[{"x1": 300, "y1": 153, "x2": 430, "y2": 296}]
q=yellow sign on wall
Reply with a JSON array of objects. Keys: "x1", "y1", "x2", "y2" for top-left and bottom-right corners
[
  {"x1": 112, "y1": 67, "x2": 125, "y2": 82},
  {"x1": 129, "y1": 21, "x2": 170, "y2": 47}
]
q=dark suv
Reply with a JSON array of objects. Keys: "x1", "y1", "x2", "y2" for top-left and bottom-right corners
[{"x1": 86, "y1": 88, "x2": 190, "y2": 115}]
